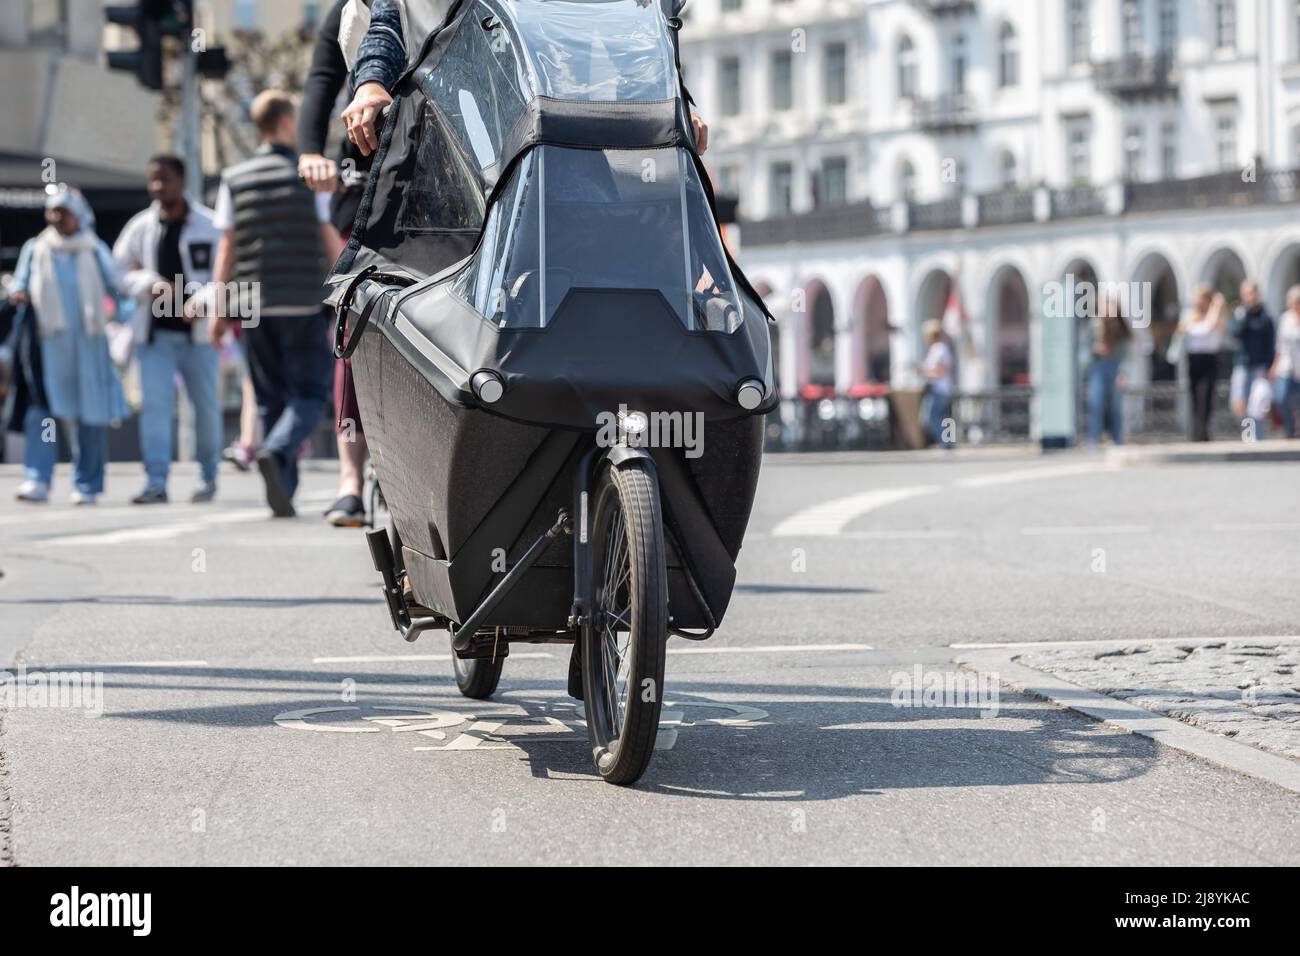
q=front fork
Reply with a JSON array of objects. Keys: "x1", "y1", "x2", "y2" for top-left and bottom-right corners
[{"x1": 568, "y1": 442, "x2": 658, "y2": 633}]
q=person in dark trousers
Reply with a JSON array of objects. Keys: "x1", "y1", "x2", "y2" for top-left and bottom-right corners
[
  {"x1": 1228, "y1": 279, "x2": 1276, "y2": 439},
  {"x1": 209, "y1": 90, "x2": 344, "y2": 517},
  {"x1": 1177, "y1": 284, "x2": 1229, "y2": 442},
  {"x1": 300, "y1": 0, "x2": 373, "y2": 527}
]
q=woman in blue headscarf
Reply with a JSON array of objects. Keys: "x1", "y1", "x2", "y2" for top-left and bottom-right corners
[{"x1": 7, "y1": 187, "x2": 128, "y2": 504}]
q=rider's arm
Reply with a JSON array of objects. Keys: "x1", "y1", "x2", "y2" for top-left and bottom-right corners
[
  {"x1": 352, "y1": 0, "x2": 407, "y2": 93},
  {"x1": 342, "y1": 0, "x2": 405, "y2": 156},
  {"x1": 301, "y1": 0, "x2": 350, "y2": 189}
]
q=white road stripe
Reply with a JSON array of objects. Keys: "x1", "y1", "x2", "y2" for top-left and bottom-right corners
[
  {"x1": 65, "y1": 660, "x2": 212, "y2": 668},
  {"x1": 312, "y1": 652, "x2": 554, "y2": 664},
  {"x1": 769, "y1": 462, "x2": 1113, "y2": 538},
  {"x1": 1020, "y1": 524, "x2": 1149, "y2": 536},
  {"x1": 667, "y1": 642, "x2": 872, "y2": 655},
  {"x1": 44, "y1": 510, "x2": 269, "y2": 545},
  {"x1": 953, "y1": 462, "x2": 1109, "y2": 488},
  {"x1": 950, "y1": 635, "x2": 1300, "y2": 649},
  {"x1": 771, "y1": 486, "x2": 939, "y2": 537},
  {"x1": 1212, "y1": 522, "x2": 1300, "y2": 532},
  {"x1": 315, "y1": 644, "x2": 876, "y2": 664}
]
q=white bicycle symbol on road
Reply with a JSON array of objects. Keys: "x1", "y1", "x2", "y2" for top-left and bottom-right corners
[{"x1": 273, "y1": 696, "x2": 769, "y2": 753}]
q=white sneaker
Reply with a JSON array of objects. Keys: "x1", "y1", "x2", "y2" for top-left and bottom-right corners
[
  {"x1": 69, "y1": 490, "x2": 98, "y2": 506},
  {"x1": 15, "y1": 480, "x2": 50, "y2": 503}
]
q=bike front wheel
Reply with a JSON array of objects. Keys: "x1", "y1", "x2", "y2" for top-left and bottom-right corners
[{"x1": 581, "y1": 459, "x2": 667, "y2": 786}]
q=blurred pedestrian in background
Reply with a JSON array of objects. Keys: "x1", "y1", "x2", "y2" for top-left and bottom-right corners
[
  {"x1": 1081, "y1": 296, "x2": 1131, "y2": 448},
  {"x1": 1229, "y1": 279, "x2": 1275, "y2": 439},
  {"x1": 919, "y1": 318, "x2": 954, "y2": 449},
  {"x1": 1177, "y1": 284, "x2": 1229, "y2": 442},
  {"x1": 114, "y1": 154, "x2": 223, "y2": 504},
  {"x1": 301, "y1": 0, "x2": 373, "y2": 528},
  {"x1": 6, "y1": 187, "x2": 128, "y2": 504},
  {"x1": 1270, "y1": 285, "x2": 1300, "y2": 439},
  {"x1": 209, "y1": 90, "x2": 342, "y2": 518}
]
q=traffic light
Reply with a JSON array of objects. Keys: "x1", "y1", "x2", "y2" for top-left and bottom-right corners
[{"x1": 104, "y1": 2, "x2": 165, "y2": 90}]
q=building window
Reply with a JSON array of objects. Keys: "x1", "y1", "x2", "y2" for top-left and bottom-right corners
[
  {"x1": 998, "y1": 23, "x2": 1019, "y2": 88},
  {"x1": 897, "y1": 34, "x2": 917, "y2": 100},
  {"x1": 898, "y1": 159, "x2": 917, "y2": 202},
  {"x1": 721, "y1": 0, "x2": 742, "y2": 10},
  {"x1": 951, "y1": 33, "x2": 968, "y2": 95},
  {"x1": 1122, "y1": 0, "x2": 1144, "y2": 56},
  {"x1": 28, "y1": 0, "x2": 64, "y2": 45},
  {"x1": 946, "y1": 157, "x2": 967, "y2": 197},
  {"x1": 1214, "y1": 0, "x2": 1236, "y2": 50},
  {"x1": 769, "y1": 162, "x2": 794, "y2": 215},
  {"x1": 1000, "y1": 149, "x2": 1019, "y2": 189},
  {"x1": 1123, "y1": 122, "x2": 1144, "y2": 181},
  {"x1": 1066, "y1": 0, "x2": 1090, "y2": 66},
  {"x1": 824, "y1": 42, "x2": 848, "y2": 106},
  {"x1": 1160, "y1": 120, "x2": 1178, "y2": 178},
  {"x1": 1157, "y1": 0, "x2": 1178, "y2": 54},
  {"x1": 770, "y1": 50, "x2": 794, "y2": 112},
  {"x1": 1067, "y1": 120, "x2": 1091, "y2": 184},
  {"x1": 818, "y1": 157, "x2": 848, "y2": 207},
  {"x1": 1215, "y1": 113, "x2": 1237, "y2": 171},
  {"x1": 715, "y1": 164, "x2": 740, "y2": 199},
  {"x1": 719, "y1": 57, "x2": 741, "y2": 117},
  {"x1": 1295, "y1": 0, "x2": 1300, "y2": 60},
  {"x1": 234, "y1": 0, "x2": 258, "y2": 30}
]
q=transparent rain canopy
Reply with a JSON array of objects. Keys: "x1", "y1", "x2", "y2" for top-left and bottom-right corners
[
  {"x1": 503, "y1": 0, "x2": 679, "y2": 102},
  {"x1": 451, "y1": 145, "x2": 744, "y2": 333}
]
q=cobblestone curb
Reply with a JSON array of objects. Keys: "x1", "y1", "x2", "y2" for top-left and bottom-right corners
[{"x1": 1014, "y1": 640, "x2": 1300, "y2": 761}]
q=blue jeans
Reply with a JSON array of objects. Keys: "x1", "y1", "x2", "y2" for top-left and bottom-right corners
[
  {"x1": 243, "y1": 311, "x2": 332, "y2": 498},
  {"x1": 926, "y1": 391, "x2": 954, "y2": 448},
  {"x1": 24, "y1": 404, "x2": 107, "y2": 494},
  {"x1": 137, "y1": 331, "x2": 222, "y2": 490},
  {"x1": 1276, "y1": 377, "x2": 1300, "y2": 439},
  {"x1": 1231, "y1": 364, "x2": 1271, "y2": 439},
  {"x1": 1087, "y1": 357, "x2": 1124, "y2": 446}
]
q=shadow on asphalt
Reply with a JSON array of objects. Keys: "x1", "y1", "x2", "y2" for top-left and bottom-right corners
[
  {"x1": 45, "y1": 666, "x2": 1155, "y2": 797},
  {"x1": 732, "y1": 584, "x2": 879, "y2": 595},
  {"x1": 0, "y1": 595, "x2": 376, "y2": 608}
]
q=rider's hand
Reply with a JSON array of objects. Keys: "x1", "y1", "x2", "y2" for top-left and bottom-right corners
[
  {"x1": 343, "y1": 82, "x2": 393, "y2": 157},
  {"x1": 691, "y1": 112, "x2": 709, "y2": 154},
  {"x1": 299, "y1": 152, "x2": 338, "y2": 192}
]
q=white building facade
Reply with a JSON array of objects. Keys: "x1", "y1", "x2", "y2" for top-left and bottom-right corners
[{"x1": 680, "y1": 0, "x2": 1300, "y2": 441}]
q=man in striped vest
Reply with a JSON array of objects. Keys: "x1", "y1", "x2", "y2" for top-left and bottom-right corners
[{"x1": 210, "y1": 90, "x2": 344, "y2": 517}]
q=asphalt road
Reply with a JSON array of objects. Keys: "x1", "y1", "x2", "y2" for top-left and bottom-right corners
[{"x1": 1, "y1": 451, "x2": 1297, "y2": 865}]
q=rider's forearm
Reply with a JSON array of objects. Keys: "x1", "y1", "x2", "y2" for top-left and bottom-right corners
[{"x1": 353, "y1": 0, "x2": 407, "y2": 92}]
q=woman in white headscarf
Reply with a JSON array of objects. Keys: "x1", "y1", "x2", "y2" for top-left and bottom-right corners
[{"x1": 7, "y1": 187, "x2": 128, "y2": 504}]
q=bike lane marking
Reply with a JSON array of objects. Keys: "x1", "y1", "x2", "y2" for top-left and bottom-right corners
[{"x1": 272, "y1": 697, "x2": 771, "y2": 754}]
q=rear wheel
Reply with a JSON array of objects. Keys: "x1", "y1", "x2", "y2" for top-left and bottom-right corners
[
  {"x1": 452, "y1": 631, "x2": 505, "y2": 699},
  {"x1": 581, "y1": 460, "x2": 667, "y2": 786}
]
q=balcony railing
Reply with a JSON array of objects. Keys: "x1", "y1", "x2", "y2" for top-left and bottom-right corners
[
  {"x1": 909, "y1": 196, "x2": 964, "y2": 231},
  {"x1": 1050, "y1": 184, "x2": 1107, "y2": 218},
  {"x1": 1126, "y1": 168, "x2": 1300, "y2": 213},
  {"x1": 739, "y1": 200, "x2": 891, "y2": 245},
  {"x1": 977, "y1": 188, "x2": 1036, "y2": 226},
  {"x1": 911, "y1": 93, "x2": 976, "y2": 132},
  {"x1": 909, "y1": 0, "x2": 977, "y2": 15},
  {"x1": 1092, "y1": 53, "x2": 1178, "y2": 98},
  {"x1": 736, "y1": 168, "x2": 1300, "y2": 247}
]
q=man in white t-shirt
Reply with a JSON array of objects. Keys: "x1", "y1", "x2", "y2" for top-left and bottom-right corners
[{"x1": 1270, "y1": 285, "x2": 1300, "y2": 438}]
